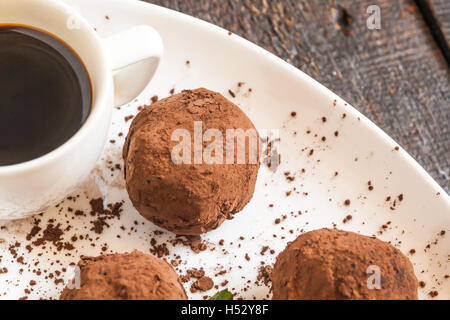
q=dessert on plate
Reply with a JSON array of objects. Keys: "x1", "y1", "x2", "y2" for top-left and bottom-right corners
[
  {"x1": 60, "y1": 251, "x2": 187, "y2": 300},
  {"x1": 123, "y1": 88, "x2": 260, "y2": 236},
  {"x1": 272, "y1": 228, "x2": 418, "y2": 300}
]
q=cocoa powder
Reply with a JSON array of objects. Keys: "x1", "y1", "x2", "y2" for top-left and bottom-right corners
[{"x1": 123, "y1": 88, "x2": 260, "y2": 235}]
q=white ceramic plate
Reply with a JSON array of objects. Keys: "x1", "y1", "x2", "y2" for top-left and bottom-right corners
[{"x1": 0, "y1": 0, "x2": 448, "y2": 300}]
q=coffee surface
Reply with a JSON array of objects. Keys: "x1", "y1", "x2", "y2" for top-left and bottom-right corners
[{"x1": 0, "y1": 26, "x2": 91, "y2": 166}]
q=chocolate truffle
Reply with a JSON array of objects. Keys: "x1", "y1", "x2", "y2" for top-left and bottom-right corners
[
  {"x1": 272, "y1": 228, "x2": 418, "y2": 300},
  {"x1": 60, "y1": 251, "x2": 187, "y2": 300},
  {"x1": 123, "y1": 88, "x2": 259, "y2": 235}
]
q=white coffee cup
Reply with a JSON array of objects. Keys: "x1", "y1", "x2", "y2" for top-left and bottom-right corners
[{"x1": 0, "y1": 0, "x2": 163, "y2": 219}]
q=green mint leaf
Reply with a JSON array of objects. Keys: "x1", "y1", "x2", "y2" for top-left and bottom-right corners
[{"x1": 209, "y1": 289, "x2": 233, "y2": 300}]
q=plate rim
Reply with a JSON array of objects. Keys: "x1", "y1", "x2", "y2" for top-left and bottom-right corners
[{"x1": 111, "y1": 0, "x2": 449, "y2": 204}]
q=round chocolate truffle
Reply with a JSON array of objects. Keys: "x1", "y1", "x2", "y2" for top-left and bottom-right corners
[
  {"x1": 272, "y1": 228, "x2": 418, "y2": 300},
  {"x1": 123, "y1": 88, "x2": 260, "y2": 235},
  {"x1": 60, "y1": 251, "x2": 187, "y2": 300}
]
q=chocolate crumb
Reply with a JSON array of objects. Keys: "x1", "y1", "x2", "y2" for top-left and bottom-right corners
[
  {"x1": 191, "y1": 276, "x2": 214, "y2": 292},
  {"x1": 256, "y1": 265, "x2": 273, "y2": 287},
  {"x1": 343, "y1": 215, "x2": 352, "y2": 223},
  {"x1": 428, "y1": 291, "x2": 439, "y2": 298}
]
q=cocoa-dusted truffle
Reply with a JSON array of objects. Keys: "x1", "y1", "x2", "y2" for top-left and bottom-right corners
[
  {"x1": 123, "y1": 88, "x2": 259, "y2": 235},
  {"x1": 272, "y1": 228, "x2": 418, "y2": 300},
  {"x1": 60, "y1": 251, "x2": 187, "y2": 300}
]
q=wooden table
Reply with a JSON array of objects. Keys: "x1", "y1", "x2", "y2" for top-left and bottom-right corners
[{"x1": 144, "y1": 0, "x2": 450, "y2": 193}]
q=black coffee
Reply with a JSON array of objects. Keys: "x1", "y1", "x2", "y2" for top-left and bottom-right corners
[{"x1": 0, "y1": 26, "x2": 91, "y2": 166}]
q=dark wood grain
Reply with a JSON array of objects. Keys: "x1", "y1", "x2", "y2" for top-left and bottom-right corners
[
  {"x1": 143, "y1": 0, "x2": 450, "y2": 192},
  {"x1": 430, "y1": 0, "x2": 450, "y2": 44},
  {"x1": 416, "y1": 0, "x2": 450, "y2": 64}
]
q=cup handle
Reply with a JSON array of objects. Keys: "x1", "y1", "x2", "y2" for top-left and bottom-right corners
[{"x1": 102, "y1": 25, "x2": 163, "y2": 106}]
